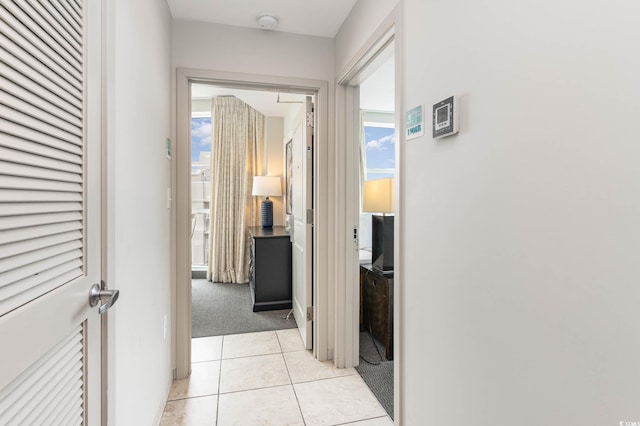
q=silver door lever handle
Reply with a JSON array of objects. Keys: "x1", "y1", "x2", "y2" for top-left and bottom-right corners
[{"x1": 89, "y1": 282, "x2": 120, "y2": 314}]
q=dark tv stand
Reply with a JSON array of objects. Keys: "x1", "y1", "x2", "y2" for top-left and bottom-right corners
[
  {"x1": 248, "y1": 226, "x2": 292, "y2": 312},
  {"x1": 359, "y1": 263, "x2": 394, "y2": 360}
]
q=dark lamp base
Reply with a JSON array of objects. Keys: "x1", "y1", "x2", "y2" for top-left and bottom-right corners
[{"x1": 261, "y1": 198, "x2": 273, "y2": 228}]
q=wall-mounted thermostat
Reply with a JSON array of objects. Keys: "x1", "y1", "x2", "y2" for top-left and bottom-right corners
[{"x1": 432, "y1": 96, "x2": 458, "y2": 139}]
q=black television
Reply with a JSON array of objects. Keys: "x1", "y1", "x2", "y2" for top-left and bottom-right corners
[{"x1": 371, "y1": 215, "x2": 394, "y2": 272}]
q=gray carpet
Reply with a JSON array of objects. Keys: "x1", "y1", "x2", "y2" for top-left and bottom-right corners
[
  {"x1": 356, "y1": 331, "x2": 394, "y2": 419},
  {"x1": 191, "y1": 279, "x2": 297, "y2": 337}
]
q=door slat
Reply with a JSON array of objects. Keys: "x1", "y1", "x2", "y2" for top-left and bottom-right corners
[
  {"x1": 0, "y1": 326, "x2": 84, "y2": 424},
  {"x1": 0, "y1": 2, "x2": 82, "y2": 71},
  {"x1": 0, "y1": 59, "x2": 82, "y2": 120},
  {"x1": 54, "y1": 0, "x2": 83, "y2": 32},
  {"x1": 1, "y1": 73, "x2": 83, "y2": 128},
  {"x1": 0, "y1": 15, "x2": 83, "y2": 97},
  {"x1": 0, "y1": 230, "x2": 82, "y2": 259},
  {"x1": 0, "y1": 107, "x2": 82, "y2": 147},
  {"x1": 0, "y1": 147, "x2": 83, "y2": 174},
  {"x1": 0, "y1": 189, "x2": 83, "y2": 203},
  {"x1": 0, "y1": 240, "x2": 82, "y2": 274},
  {"x1": 0, "y1": 248, "x2": 82, "y2": 288},
  {"x1": 27, "y1": 0, "x2": 82, "y2": 50},
  {"x1": 0, "y1": 46, "x2": 82, "y2": 112},
  {"x1": 0, "y1": 265, "x2": 82, "y2": 315},
  {"x1": 0, "y1": 133, "x2": 82, "y2": 164},
  {"x1": 2, "y1": 91, "x2": 83, "y2": 138},
  {"x1": 1, "y1": 347, "x2": 81, "y2": 422},
  {"x1": 0, "y1": 175, "x2": 83, "y2": 193},
  {"x1": 0, "y1": 161, "x2": 82, "y2": 184},
  {"x1": 0, "y1": 222, "x2": 83, "y2": 245},
  {"x1": 0, "y1": 212, "x2": 81, "y2": 232},
  {"x1": 0, "y1": 121, "x2": 83, "y2": 155},
  {"x1": 0, "y1": 202, "x2": 82, "y2": 218}
]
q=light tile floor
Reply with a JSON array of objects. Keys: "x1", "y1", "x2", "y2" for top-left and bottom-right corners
[{"x1": 161, "y1": 329, "x2": 393, "y2": 426}]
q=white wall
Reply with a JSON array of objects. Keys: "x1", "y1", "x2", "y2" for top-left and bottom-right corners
[
  {"x1": 401, "y1": 0, "x2": 640, "y2": 425},
  {"x1": 173, "y1": 20, "x2": 334, "y2": 83},
  {"x1": 106, "y1": 0, "x2": 173, "y2": 424}
]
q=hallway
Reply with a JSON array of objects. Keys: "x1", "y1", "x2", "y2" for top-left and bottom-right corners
[{"x1": 161, "y1": 330, "x2": 392, "y2": 425}]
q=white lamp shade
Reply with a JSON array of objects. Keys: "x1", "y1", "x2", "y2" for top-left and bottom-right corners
[
  {"x1": 252, "y1": 176, "x2": 282, "y2": 197},
  {"x1": 363, "y1": 178, "x2": 394, "y2": 213}
]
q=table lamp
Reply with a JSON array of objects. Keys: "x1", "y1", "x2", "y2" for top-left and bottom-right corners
[
  {"x1": 363, "y1": 177, "x2": 394, "y2": 272},
  {"x1": 252, "y1": 176, "x2": 282, "y2": 228},
  {"x1": 363, "y1": 177, "x2": 394, "y2": 216}
]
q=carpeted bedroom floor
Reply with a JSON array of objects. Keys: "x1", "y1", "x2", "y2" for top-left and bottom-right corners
[
  {"x1": 357, "y1": 331, "x2": 394, "y2": 419},
  {"x1": 191, "y1": 279, "x2": 296, "y2": 337}
]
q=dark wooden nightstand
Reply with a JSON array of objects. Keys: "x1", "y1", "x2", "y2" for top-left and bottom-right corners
[
  {"x1": 360, "y1": 264, "x2": 394, "y2": 360},
  {"x1": 248, "y1": 226, "x2": 292, "y2": 312}
]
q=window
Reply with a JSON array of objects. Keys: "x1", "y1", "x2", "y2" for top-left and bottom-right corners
[
  {"x1": 360, "y1": 111, "x2": 395, "y2": 259},
  {"x1": 362, "y1": 110, "x2": 394, "y2": 180},
  {"x1": 191, "y1": 115, "x2": 212, "y2": 173},
  {"x1": 191, "y1": 114, "x2": 212, "y2": 268}
]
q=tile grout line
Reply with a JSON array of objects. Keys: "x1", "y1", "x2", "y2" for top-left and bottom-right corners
[
  {"x1": 167, "y1": 388, "x2": 219, "y2": 403},
  {"x1": 275, "y1": 330, "x2": 283, "y2": 353},
  {"x1": 219, "y1": 330, "x2": 283, "y2": 360},
  {"x1": 217, "y1": 382, "x2": 296, "y2": 397},
  {"x1": 221, "y1": 350, "x2": 283, "y2": 361},
  {"x1": 216, "y1": 332, "x2": 289, "y2": 390},
  {"x1": 352, "y1": 373, "x2": 390, "y2": 420},
  {"x1": 278, "y1": 330, "x2": 308, "y2": 426},
  {"x1": 332, "y1": 415, "x2": 392, "y2": 426},
  {"x1": 287, "y1": 371, "x2": 360, "y2": 386},
  {"x1": 191, "y1": 359, "x2": 222, "y2": 364},
  {"x1": 285, "y1": 363, "x2": 307, "y2": 425},
  {"x1": 294, "y1": 374, "x2": 390, "y2": 425},
  {"x1": 215, "y1": 335, "x2": 224, "y2": 426}
]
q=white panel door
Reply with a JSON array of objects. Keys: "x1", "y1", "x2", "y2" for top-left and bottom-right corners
[
  {"x1": 291, "y1": 97, "x2": 313, "y2": 350},
  {"x1": 0, "y1": 0, "x2": 104, "y2": 423}
]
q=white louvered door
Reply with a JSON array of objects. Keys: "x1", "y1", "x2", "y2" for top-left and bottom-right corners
[{"x1": 0, "y1": 0, "x2": 103, "y2": 424}]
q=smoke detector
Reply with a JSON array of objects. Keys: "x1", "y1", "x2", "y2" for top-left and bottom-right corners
[{"x1": 257, "y1": 13, "x2": 279, "y2": 30}]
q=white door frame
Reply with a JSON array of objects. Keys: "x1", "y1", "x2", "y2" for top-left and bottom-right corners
[
  {"x1": 334, "y1": 6, "x2": 403, "y2": 423},
  {"x1": 174, "y1": 68, "x2": 331, "y2": 378}
]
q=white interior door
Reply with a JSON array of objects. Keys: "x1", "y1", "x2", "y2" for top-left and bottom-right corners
[
  {"x1": 0, "y1": 0, "x2": 105, "y2": 423},
  {"x1": 291, "y1": 96, "x2": 313, "y2": 350}
]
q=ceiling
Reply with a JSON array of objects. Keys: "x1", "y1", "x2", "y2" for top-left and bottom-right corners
[
  {"x1": 167, "y1": 0, "x2": 358, "y2": 38},
  {"x1": 192, "y1": 84, "x2": 307, "y2": 117}
]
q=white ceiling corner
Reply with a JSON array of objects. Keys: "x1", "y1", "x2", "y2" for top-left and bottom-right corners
[{"x1": 167, "y1": 0, "x2": 358, "y2": 38}]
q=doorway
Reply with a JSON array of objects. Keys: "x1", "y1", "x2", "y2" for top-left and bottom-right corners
[
  {"x1": 174, "y1": 68, "x2": 331, "y2": 379},
  {"x1": 351, "y1": 44, "x2": 397, "y2": 418},
  {"x1": 334, "y1": 15, "x2": 400, "y2": 421},
  {"x1": 353, "y1": 52, "x2": 396, "y2": 419},
  {"x1": 188, "y1": 83, "x2": 305, "y2": 338}
]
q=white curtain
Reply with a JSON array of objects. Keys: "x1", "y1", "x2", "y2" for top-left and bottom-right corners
[{"x1": 207, "y1": 96, "x2": 265, "y2": 283}]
